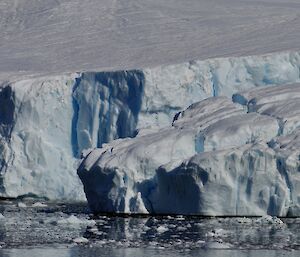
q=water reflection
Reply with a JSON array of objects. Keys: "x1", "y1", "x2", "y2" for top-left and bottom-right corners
[
  {"x1": 0, "y1": 248, "x2": 300, "y2": 257},
  {"x1": 82, "y1": 215, "x2": 300, "y2": 250},
  {"x1": 0, "y1": 200, "x2": 300, "y2": 251}
]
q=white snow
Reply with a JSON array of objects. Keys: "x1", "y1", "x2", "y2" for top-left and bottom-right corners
[
  {"x1": 1, "y1": 0, "x2": 300, "y2": 81},
  {"x1": 78, "y1": 83, "x2": 300, "y2": 216}
]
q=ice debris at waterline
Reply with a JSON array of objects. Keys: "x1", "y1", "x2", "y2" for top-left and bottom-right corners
[
  {"x1": 1, "y1": 51, "x2": 300, "y2": 200},
  {"x1": 78, "y1": 83, "x2": 300, "y2": 216}
]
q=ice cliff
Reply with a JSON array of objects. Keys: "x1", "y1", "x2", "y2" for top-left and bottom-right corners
[
  {"x1": 78, "y1": 83, "x2": 300, "y2": 216},
  {"x1": 1, "y1": 51, "x2": 300, "y2": 202}
]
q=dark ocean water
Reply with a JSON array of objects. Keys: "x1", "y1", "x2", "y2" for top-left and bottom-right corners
[
  {"x1": 2, "y1": 248, "x2": 300, "y2": 257},
  {"x1": 0, "y1": 199, "x2": 300, "y2": 256}
]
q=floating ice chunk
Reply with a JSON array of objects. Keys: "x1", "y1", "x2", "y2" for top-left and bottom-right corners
[
  {"x1": 57, "y1": 215, "x2": 96, "y2": 227},
  {"x1": 202, "y1": 241, "x2": 233, "y2": 249},
  {"x1": 87, "y1": 226, "x2": 98, "y2": 233},
  {"x1": 143, "y1": 226, "x2": 151, "y2": 231},
  {"x1": 73, "y1": 237, "x2": 89, "y2": 244},
  {"x1": 207, "y1": 229, "x2": 227, "y2": 237},
  {"x1": 32, "y1": 202, "x2": 47, "y2": 208},
  {"x1": 17, "y1": 202, "x2": 27, "y2": 208},
  {"x1": 196, "y1": 240, "x2": 206, "y2": 245},
  {"x1": 236, "y1": 217, "x2": 252, "y2": 224},
  {"x1": 176, "y1": 226, "x2": 187, "y2": 231},
  {"x1": 156, "y1": 225, "x2": 169, "y2": 233},
  {"x1": 256, "y1": 215, "x2": 284, "y2": 225},
  {"x1": 175, "y1": 216, "x2": 185, "y2": 221}
]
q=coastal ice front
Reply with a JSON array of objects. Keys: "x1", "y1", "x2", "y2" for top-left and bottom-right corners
[
  {"x1": 1, "y1": 51, "x2": 300, "y2": 205},
  {"x1": 78, "y1": 83, "x2": 300, "y2": 216}
]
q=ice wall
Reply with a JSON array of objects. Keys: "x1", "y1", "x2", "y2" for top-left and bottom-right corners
[
  {"x1": 0, "y1": 51, "x2": 300, "y2": 200},
  {"x1": 72, "y1": 71, "x2": 145, "y2": 156},
  {"x1": 78, "y1": 83, "x2": 300, "y2": 216},
  {"x1": 0, "y1": 75, "x2": 84, "y2": 200}
]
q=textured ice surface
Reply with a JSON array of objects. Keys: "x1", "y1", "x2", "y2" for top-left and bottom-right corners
[
  {"x1": 0, "y1": 75, "x2": 85, "y2": 200},
  {"x1": 78, "y1": 83, "x2": 300, "y2": 216},
  {"x1": 1, "y1": 0, "x2": 300, "y2": 81},
  {"x1": 1, "y1": 51, "x2": 300, "y2": 200}
]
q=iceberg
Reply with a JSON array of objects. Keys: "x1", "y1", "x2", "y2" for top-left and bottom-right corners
[
  {"x1": 78, "y1": 83, "x2": 300, "y2": 216},
  {"x1": 1, "y1": 51, "x2": 300, "y2": 200}
]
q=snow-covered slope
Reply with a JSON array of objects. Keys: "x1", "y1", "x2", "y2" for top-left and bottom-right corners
[
  {"x1": 78, "y1": 83, "x2": 300, "y2": 216},
  {"x1": 1, "y1": 0, "x2": 300, "y2": 81},
  {"x1": 1, "y1": 51, "x2": 300, "y2": 200}
]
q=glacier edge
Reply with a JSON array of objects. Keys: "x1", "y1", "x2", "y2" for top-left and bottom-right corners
[
  {"x1": 0, "y1": 51, "x2": 300, "y2": 202},
  {"x1": 78, "y1": 83, "x2": 300, "y2": 216}
]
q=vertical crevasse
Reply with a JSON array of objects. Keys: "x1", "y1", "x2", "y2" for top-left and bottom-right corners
[{"x1": 72, "y1": 71, "x2": 145, "y2": 155}]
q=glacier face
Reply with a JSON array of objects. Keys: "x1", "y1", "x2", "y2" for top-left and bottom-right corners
[
  {"x1": 1, "y1": 51, "x2": 300, "y2": 200},
  {"x1": 72, "y1": 71, "x2": 145, "y2": 155},
  {"x1": 0, "y1": 75, "x2": 84, "y2": 200},
  {"x1": 78, "y1": 83, "x2": 300, "y2": 216}
]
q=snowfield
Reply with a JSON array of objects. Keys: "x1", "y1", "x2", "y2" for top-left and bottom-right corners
[{"x1": 1, "y1": 0, "x2": 300, "y2": 81}]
